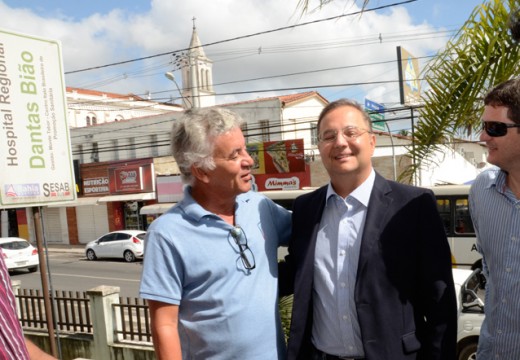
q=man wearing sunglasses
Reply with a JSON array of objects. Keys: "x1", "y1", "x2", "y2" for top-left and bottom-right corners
[
  {"x1": 139, "y1": 108, "x2": 291, "y2": 359},
  {"x1": 281, "y1": 99, "x2": 457, "y2": 360},
  {"x1": 469, "y1": 78, "x2": 520, "y2": 359}
]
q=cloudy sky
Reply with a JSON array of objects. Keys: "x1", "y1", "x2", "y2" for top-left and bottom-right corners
[{"x1": 0, "y1": 0, "x2": 486, "y2": 107}]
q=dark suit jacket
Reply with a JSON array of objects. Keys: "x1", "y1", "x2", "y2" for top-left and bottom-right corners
[{"x1": 282, "y1": 173, "x2": 457, "y2": 360}]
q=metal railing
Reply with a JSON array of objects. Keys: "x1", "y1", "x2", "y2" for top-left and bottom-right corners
[
  {"x1": 16, "y1": 289, "x2": 152, "y2": 344},
  {"x1": 114, "y1": 297, "x2": 152, "y2": 342},
  {"x1": 17, "y1": 289, "x2": 93, "y2": 334}
]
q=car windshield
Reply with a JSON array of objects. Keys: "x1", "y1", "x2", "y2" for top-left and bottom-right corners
[
  {"x1": 136, "y1": 233, "x2": 146, "y2": 241},
  {"x1": 0, "y1": 241, "x2": 30, "y2": 250}
]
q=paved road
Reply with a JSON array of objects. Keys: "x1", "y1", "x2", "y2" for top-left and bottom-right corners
[{"x1": 10, "y1": 249, "x2": 143, "y2": 298}]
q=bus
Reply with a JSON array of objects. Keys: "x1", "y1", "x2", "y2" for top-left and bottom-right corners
[
  {"x1": 427, "y1": 185, "x2": 480, "y2": 270},
  {"x1": 262, "y1": 184, "x2": 481, "y2": 270}
]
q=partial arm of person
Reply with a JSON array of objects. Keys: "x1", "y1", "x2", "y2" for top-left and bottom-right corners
[
  {"x1": 469, "y1": 185, "x2": 489, "y2": 292},
  {"x1": 418, "y1": 191, "x2": 458, "y2": 359},
  {"x1": 265, "y1": 195, "x2": 293, "y2": 296},
  {"x1": 148, "y1": 300, "x2": 182, "y2": 360},
  {"x1": 25, "y1": 338, "x2": 56, "y2": 360}
]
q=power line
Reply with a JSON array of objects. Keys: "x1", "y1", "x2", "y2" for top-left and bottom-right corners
[
  {"x1": 73, "y1": 26, "x2": 453, "y2": 93},
  {"x1": 71, "y1": 110, "x2": 431, "y2": 157},
  {"x1": 65, "y1": 0, "x2": 417, "y2": 75},
  {"x1": 67, "y1": 76, "x2": 429, "y2": 114}
]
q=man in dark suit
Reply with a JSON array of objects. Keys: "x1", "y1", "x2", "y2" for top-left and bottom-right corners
[{"x1": 282, "y1": 99, "x2": 457, "y2": 360}]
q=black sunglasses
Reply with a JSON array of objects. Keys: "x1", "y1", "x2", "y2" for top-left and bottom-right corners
[
  {"x1": 483, "y1": 121, "x2": 520, "y2": 137},
  {"x1": 230, "y1": 226, "x2": 256, "y2": 270}
]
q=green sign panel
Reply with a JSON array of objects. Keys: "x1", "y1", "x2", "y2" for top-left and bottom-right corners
[{"x1": 364, "y1": 98, "x2": 386, "y2": 131}]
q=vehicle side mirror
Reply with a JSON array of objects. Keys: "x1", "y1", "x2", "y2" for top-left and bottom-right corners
[
  {"x1": 461, "y1": 268, "x2": 485, "y2": 312},
  {"x1": 462, "y1": 296, "x2": 485, "y2": 310}
]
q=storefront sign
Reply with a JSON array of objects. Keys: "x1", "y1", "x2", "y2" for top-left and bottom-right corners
[
  {"x1": 0, "y1": 28, "x2": 75, "y2": 208},
  {"x1": 247, "y1": 139, "x2": 310, "y2": 191},
  {"x1": 114, "y1": 167, "x2": 143, "y2": 192},
  {"x1": 108, "y1": 160, "x2": 154, "y2": 194},
  {"x1": 83, "y1": 177, "x2": 109, "y2": 195}
]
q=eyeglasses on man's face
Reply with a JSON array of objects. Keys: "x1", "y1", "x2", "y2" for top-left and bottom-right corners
[
  {"x1": 318, "y1": 125, "x2": 371, "y2": 143},
  {"x1": 482, "y1": 121, "x2": 520, "y2": 137},
  {"x1": 230, "y1": 226, "x2": 256, "y2": 270}
]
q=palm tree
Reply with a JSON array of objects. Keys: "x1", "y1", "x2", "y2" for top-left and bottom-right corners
[
  {"x1": 400, "y1": 0, "x2": 520, "y2": 182},
  {"x1": 295, "y1": 0, "x2": 520, "y2": 182}
]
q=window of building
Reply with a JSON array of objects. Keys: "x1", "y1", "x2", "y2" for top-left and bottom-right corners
[
  {"x1": 91, "y1": 142, "x2": 99, "y2": 162},
  {"x1": 129, "y1": 137, "x2": 136, "y2": 159},
  {"x1": 86, "y1": 113, "x2": 97, "y2": 127},
  {"x1": 259, "y1": 120, "x2": 270, "y2": 142},
  {"x1": 78, "y1": 145, "x2": 84, "y2": 163},
  {"x1": 241, "y1": 123, "x2": 248, "y2": 139},
  {"x1": 311, "y1": 122, "x2": 318, "y2": 146},
  {"x1": 112, "y1": 140, "x2": 119, "y2": 161},
  {"x1": 151, "y1": 135, "x2": 159, "y2": 157}
]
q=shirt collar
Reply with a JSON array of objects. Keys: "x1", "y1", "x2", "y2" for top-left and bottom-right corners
[
  {"x1": 179, "y1": 186, "x2": 251, "y2": 223},
  {"x1": 325, "y1": 169, "x2": 375, "y2": 207},
  {"x1": 179, "y1": 185, "x2": 219, "y2": 222},
  {"x1": 485, "y1": 167, "x2": 508, "y2": 193}
]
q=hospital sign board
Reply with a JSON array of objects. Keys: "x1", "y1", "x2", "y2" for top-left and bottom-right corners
[{"x1": 0, "y1": 28, "x2": 75, "y2": 208}]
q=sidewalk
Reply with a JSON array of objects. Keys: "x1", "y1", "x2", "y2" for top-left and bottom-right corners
[{"x1": 42, "y1": 243, "x2": 85, "y2": 254}]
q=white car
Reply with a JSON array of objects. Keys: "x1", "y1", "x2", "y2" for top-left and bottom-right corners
[
  {"x1": 454, "y1": 268, "x2": 485, "y2": 360},
  {"x1": 0, "y1": 237, "x2": 39, "y2": 272},
  {"x1": 85, "y1": 230, "x2": 146, "y2": 263}
]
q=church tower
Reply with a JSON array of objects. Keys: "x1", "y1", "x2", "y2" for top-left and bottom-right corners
[{"x1": 181, "y1": 19, "x2": 215, "y2": 108}]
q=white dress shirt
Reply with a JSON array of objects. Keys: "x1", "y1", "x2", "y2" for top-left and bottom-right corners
[{"x1": 312, "y1": 170, "x2": 375, "y2": 357}]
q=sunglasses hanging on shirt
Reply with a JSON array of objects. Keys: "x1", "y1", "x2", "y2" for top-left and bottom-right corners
[{"x1": 230, "y1": 226, "x2": 256, "y2": 270}]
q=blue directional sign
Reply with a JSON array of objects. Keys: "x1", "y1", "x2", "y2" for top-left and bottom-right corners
[{"x1": 364, "y1": 98, "x2": 386, "y2": 131}]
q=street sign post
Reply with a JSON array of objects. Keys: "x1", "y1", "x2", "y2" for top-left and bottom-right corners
[
  {"x1": 0, "y1": 28, "x2": 75, "y2": 358},
  {"x1": 364, "y1": 98, "x2": 386, "y2": 131}
]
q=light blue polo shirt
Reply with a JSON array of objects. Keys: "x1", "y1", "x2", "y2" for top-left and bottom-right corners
[{"x1": 140, "y1": 187, "x2": 291, "y2": 359}]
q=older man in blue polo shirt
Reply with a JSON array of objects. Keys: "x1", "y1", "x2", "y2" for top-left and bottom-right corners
[{"x1": 139, "y1": 108, "x2": 291, "y2": 360}]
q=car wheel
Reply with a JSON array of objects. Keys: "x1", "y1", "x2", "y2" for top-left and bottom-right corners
[
  {"x1": 459, "y1": 342, "x2": 478, "y2": 360},
  {"x1": 28, "y1": 266, "x2": 38, "y2": 273},
  {"x1": 86, "y1": 249, "x2": 97, "y2": 261},
  {"x1": 124, "y1": 250, "x2": 136, "y2": 263}
]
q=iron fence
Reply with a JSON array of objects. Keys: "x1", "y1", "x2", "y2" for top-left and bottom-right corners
[
  {"x1": 114, "y1": 297, "x2": 152, "y2": 342},
  {"x1": 16, "y1": 289, "x2": 152, "y2": 344},
  {"x1": 17, "y1": 289, "x2": 92, "y2": 334}
]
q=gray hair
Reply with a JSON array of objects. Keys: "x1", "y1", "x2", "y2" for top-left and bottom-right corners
[{"x1": 171, "y1": 107, "x2": 244, "y2": 184}]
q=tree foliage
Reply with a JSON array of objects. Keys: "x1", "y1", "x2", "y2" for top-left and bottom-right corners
[
  {"x1": 296, "y1": 0, "x2": 369, "y2": 15},
  {"x1": 295, "y1": 0, "x2": 520, "y2": 183},
  {"x1": 400, "y1": 0, "x2": 520, "y2": 182}
]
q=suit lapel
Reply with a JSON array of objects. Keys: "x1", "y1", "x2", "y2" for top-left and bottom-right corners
[
  {"x1": 302, "y1": 186, "x2": 327, "y2": 272},
  {"x1": 357, "y1": 174, "x2": 393, "y2": 278}
]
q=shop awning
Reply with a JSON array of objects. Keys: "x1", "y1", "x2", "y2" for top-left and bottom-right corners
[
  {"x1": 98, "y1": 192, "x2": 156, "y2": 203},
  {"x1": 140, "y1": 203, "x2": 176, "y2": 215},
  {"x1": 48, "y1": 197, "x2": 102, "y2": 207}
]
